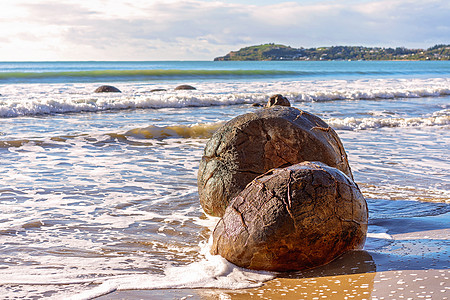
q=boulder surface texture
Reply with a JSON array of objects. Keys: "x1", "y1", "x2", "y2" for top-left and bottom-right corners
[
  {"x1": 211, "y1": 161, "x2": 368, "y2": 272},
  {"x1": 94, "y1": 85, "x2": 121, "y2": 93},
  {"x1": 197, "y1": 106, "x2": 352, "y2": 217}
]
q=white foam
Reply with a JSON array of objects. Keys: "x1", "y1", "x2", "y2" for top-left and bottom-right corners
[
  {"x1": 0, "y1": 236, "x2": 275, "y2": 299},
  {"x1": 367, "y1": 232, "x2": 393, "y2": 240},
  {"x1": 1, "y1": 78, "x2": 449, "y2": 117},
  {"x1": 364, "y1": 225, "x2": 394, "y2": 250},
  {"x1": 327, "y1": 114, "x2": 450, "y2": 130},
  {"x1": 367, "y1": 225, "x2": 393, "y2": 240},
  {"x1": 62, "y1": 239, "x2": 274, "y2": 300}
]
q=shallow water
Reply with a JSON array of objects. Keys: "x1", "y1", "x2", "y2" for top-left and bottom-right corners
[{"x1": 0, "y1": 61, "x2": 449, "y2": 299}]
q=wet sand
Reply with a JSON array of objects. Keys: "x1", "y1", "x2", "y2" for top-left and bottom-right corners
[{"x1": 96, "y1": 213, "x2": 449, "y2": 299}]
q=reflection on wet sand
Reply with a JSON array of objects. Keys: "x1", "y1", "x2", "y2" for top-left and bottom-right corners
[
  {"x1": 198, "y1": 250, "x2": 377, "y2": 300},
  {"x1": 201, "y1": 212, "x2": 449, "y2": 299},
  {"x1": 98, "y1": 209, "x2": 449, "y2": 300},
  {"x1": 278, "y1": 250, "x2": 376, "y2": 279}
]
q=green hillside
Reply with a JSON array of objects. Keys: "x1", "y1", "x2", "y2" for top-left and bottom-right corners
[{"x1": 214, "y1": 43, "x2": 450, "y2": 61}]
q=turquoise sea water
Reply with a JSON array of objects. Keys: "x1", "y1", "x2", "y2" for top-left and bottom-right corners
[
  {"x1": 1, "y1": 60, "x2": 450, "y2": 83},
  {"x1": 0, "y1": 61, "x2": 449, "y2": 299}
]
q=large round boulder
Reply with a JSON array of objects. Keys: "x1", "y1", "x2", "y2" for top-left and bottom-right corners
[
  {"x1": 197, "y1": 106, "x2": 352, "y2": 217},
  {"x1": 211, "y1": 161, "x2": 368, "y2": 272}
]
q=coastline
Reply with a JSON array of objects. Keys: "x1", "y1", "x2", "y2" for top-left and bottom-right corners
[
  {"x1": 96, "y1": 213, "x2": 449, "y2": 299},
  {"x1": 214, "y1": 44, "x2": 450, "y2": 61}
]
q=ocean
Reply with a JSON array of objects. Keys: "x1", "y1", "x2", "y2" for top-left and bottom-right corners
[{"x1": 0, "y1": 61, "x2": 449, "y2": 299}]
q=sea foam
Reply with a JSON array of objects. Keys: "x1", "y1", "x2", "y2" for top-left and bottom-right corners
[
  {"x1": 327, "y1": 114, "x2": 450, "y2": 130},
  {"x1": 68, "y1": 255, "x2": 274, "y2": 300},
  {"x1": 0, "y1": 239, "x2": 275, "y2": 300},
  {"x1": 62, "y1": 237, "x2": 274, "y2": 300},
  {"x1": 0, "y1": 112, "x2": 448, "y2": 149},
  {"x1": 1, "y1": 78, "x2": 449, "y2": 117}
]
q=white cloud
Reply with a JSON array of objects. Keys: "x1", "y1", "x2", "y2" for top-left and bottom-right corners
[{"x1": 0, "y1": 0, "x2": 448, "y2": 60}]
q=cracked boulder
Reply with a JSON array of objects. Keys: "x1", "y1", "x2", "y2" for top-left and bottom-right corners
[
  {"x1": 211, "y1": 161, "x2": 368, "y2": 272},
  {"x1": 197, "y1": 106, "x2": 352, "y2": 217}
]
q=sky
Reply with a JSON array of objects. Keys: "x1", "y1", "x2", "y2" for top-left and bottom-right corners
[{"x1": 0, "y1": 0, "x2": 449, "y2": 61}]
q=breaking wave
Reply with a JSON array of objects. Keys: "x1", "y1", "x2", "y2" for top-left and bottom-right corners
[
  {"x1": 1, "y1": 111, "x2": 448, "y2": 149},
  {"x1": 0, "y1": 69, "x2": 296, "y2": 83},
  {"x1": 1, "y1": 77, "x2": 449, "y2": 118},
  {"x1": 123, "y1": 123, "x2": 225, "y2": 139},
  {"x1": 0, "y1": 122, "x2": 225, "y2": 148},
  {"x1": 328, "y1": 114, "x2": 450, "y2": 130}
]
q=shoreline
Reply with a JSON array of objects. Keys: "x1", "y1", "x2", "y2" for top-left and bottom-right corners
[
  {"x1": 97, "y1": 269, "x2": 449, "y2": 300},
  {"x1": 96, "y1": 213, "x2": 449, "y2": 299}
]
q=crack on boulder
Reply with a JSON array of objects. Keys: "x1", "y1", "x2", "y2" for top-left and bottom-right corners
[
  {"x1": 253, "y1": 178, "x2": 267, "y2": 193},
  {"x1": 292, "y1": 108, "x2": 306, "y2": 120},
  {"x1": 286, "y1": 170, "x2": 293, "y2": 209},
  {"x1": 238, "y1": 169, "x2": 263, "y2": 176},
  {"x1": 259, "y1": 119, "x2": 272, "y2": 152},
  {"x1": 274, "y1": 137, "x2": 301, "y2": 166},
  {"x1": 232, "y1": 205, "x2": 248, "y2": 231},
  {"x1": 311, "y1": 126, "x2": 331, "y2": 132}
]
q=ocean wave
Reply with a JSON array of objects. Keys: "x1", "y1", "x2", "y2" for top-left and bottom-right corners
[
  {"x1": 1, "y1": 112, "x2": 448, "y2": 149},
  {"x1": 123, "y1": 123, "x2": 225, "y2": 140},
  {"x1": 0, "y1": 69, "x2": 296, "y2": 83},
  {"x1": 288, "y1": 88, "x2": 450, "y2": 101},
  {"x1": 0, "y1": 93, "x2": 254, "y2": 118},
  {"x1": 121, "y1": 114, "x2": 450, "y2": 137},
  {"x1": 1, "y1": 78, "x2": 450, "y2": 117},
  {"x1": 0, "y1": 123, "x2": 224, "y2": 148},
  {"x1": 1, "y1": 67, "x2": 448, "y2": 84},
  {"x1": 328, "y1": 115, "x2": 450, "y2": 130}
]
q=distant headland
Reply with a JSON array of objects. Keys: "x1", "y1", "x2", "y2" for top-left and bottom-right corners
[{"x1": 214, "y1": 44, "x2": 450, "y2": 61}]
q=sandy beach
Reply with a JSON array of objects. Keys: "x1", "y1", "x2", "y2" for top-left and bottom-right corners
[{"x1": 98, "y1": 212, "x2": 449, "y2": 299}]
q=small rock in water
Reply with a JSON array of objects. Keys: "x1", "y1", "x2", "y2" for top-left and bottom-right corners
[
  {"x1": 266, "y1": 94, "x2": 291, "y2": 107},
  {"x1": 251, "y1": 103, "x2": 263, "y2": 107},
  {"x1": 94, "y1": 85, "x2": 121, "y2": 93},
  {"x1": 150, "y1": 88, "x2": 167, "y2": 92},
  {"x1": 211, "y1": 161, "x2": 368, "y2": 272},
  {"x1": 174, "y1": 84, "x2": 196, "y2": 90}
]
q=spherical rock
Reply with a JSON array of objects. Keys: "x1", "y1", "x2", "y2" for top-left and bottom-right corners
[
  {"x1": 198, "y1": 106, "x2": 352, "y2": 217},
  {"x1": 266, "y1": 94, "x2": 291, "y2": 107},
  {"x1": 174, "y1": 84, "x2": 196, "y2": 90},
  {"x1": 94, "y1": 85, "x2": 121, "y2": 93},
  {"x1": 211, "y1": 161, "x2": 368, "y2": 272}
]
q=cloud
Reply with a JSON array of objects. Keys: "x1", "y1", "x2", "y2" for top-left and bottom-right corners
[
  {"x1": 20, "y1": 2, "x2": 96, "y2": 24},
  {"x1": 0, "y1": 0, "x2": 448, "y2": 60},
  {"x1": 245, "y1": 0, "x2": 450, "y2": 47},
  {"x1": 61, "y1": 1, "x2": 253, "y2": 44}
]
